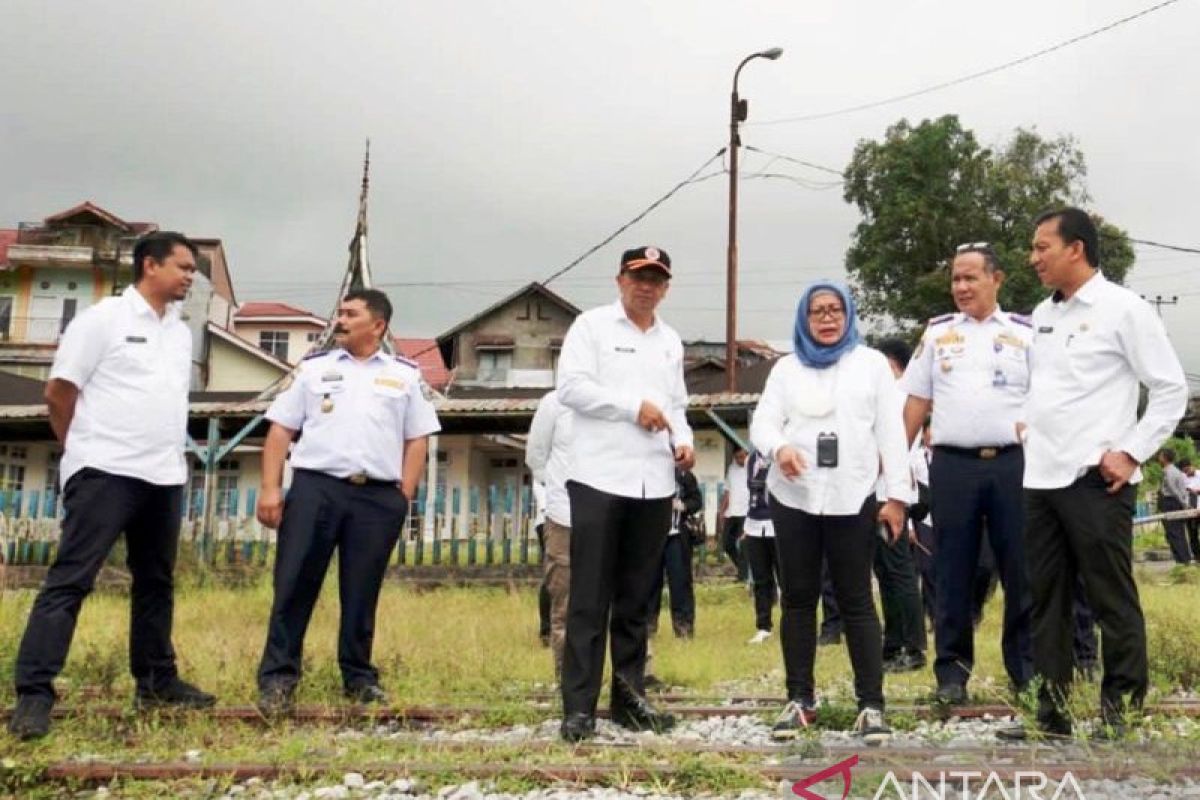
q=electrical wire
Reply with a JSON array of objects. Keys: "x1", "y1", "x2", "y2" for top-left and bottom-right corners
[{"x1": 754, "y1": 0, "x2": 1184, "y2": 127}]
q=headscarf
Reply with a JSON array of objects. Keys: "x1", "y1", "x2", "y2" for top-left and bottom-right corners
[{"x1": 792, "y1": 280, "x2": 861, "y2": 369}]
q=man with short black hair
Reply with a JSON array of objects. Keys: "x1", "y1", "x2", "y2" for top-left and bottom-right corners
[
  {"x1": 556, "y1": 245, "x2": 694, "y2": 742},
  {"x1": 9, "y1": 231, "x2": 213, "y2": 740},
  {"x1": 900, "y1": 242, "x2": 1034, "y2": 704},
  {"x1": 1001, "y1": 207, "x2": 1187, "y2": 740},
  {"x1": 255, "y1": 288, "x2": 440, "y2": 713}
]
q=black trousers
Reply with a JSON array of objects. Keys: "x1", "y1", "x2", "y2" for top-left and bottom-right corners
[
  {"x1": 929, "y1": 447, "x2": 1033, "y2": 689},
  {"x1": 873, "y1": 533, "x2": 925, "y2": 657},
  {"x1": 648, "y1": 534, "x2": 695, "y2": 634},
  {"x1": 1187, "y1": 499, "x2": 1200, "y2": 563},
  {"x1": 771, "y1": 495, "x2": 884, "y2": 710},
  {"x1": 820, "y1": 560, "x2": 842, "y2": 636},
  {"x1": 15, "y1": 468, "x2": 183, "y2": 699},
  {"x1": 741, "y1": 534, "x2": 779, "y2": 631},
  {"x1": 913, "y1": 518, "x2": 936, "y2": 623},
  {"x1": 1025, "y1": 468, "x2": 1146, "y2": 719},
  {"x1": 1160, "y1": 496, "x2": 1191, "y2": 564},
  {"x1": 536, "y1": 523, "x2": 551, "y2": 638},
  {"x1": 723, "y1": 516, "x2": 747, "y2": 580},
  {"x1": 258, "y1": 469, "x2": 408, "y2": 691},
  {"x1": 561, "y1": 481, "x2": 671, "y2": 716}
]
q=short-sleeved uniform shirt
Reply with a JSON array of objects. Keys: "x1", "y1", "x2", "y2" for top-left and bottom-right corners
[
  {"x1": 51, "y1": 286, "x2": 192, "y2": 488},
  {"x1": 266, "y1": 347, "x2": 441, "y2": 482},
  {"x1": 900, "y1": 308, "x2": 1032, "y2": 448}
]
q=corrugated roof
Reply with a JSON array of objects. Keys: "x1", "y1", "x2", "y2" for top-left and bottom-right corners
[{"x1": 236, "y1": 301, "x2": 325, "y2": 319}]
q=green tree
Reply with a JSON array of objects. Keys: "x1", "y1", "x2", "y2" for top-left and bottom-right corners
[{"x1": 842, "y1": 115, "x2": 1134, "y2": 331}]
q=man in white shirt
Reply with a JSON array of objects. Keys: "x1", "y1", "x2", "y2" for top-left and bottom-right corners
[
  {"x1": 1181, "y1": 459, "x2": 1200, "y2": 559},
  {"x1": 719, "y1": 449, "x2": 750, "y2": 581},
  {"x1": 255, "y1": 290, "x2": 441, "y2": 713},
  {"x1": 1003, "y1": 207, "x2": 1187, "y2": 740},
  {"x1": 9, "y1": 232, "x2": 214, "y2": 740},
  {"x1": 555, "y1": 245, "x2": 695, "y2": 742},
  {"x1": 524, "y1": 389, "x2": 573, "y2": 677},
  {"x1": 900, "y1": 243, "x2": 1034, "y2": 704}
]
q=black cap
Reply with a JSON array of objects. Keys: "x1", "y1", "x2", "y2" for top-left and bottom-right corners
[{"x1": 620, "y1": 246, "x2": 671, "y2": 277}]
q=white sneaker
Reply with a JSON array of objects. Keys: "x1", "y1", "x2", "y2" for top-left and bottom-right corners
[
  {"x1": 747, "y1": 629, "x2": 772, "y2": 645},
  {"x1": 853, "y1": 707, "x2": 891, "y2": 747}
]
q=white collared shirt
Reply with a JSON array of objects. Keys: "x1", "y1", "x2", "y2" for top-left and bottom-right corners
[
  {"x1": 266, "y1": 347, "x2": 441, "y2": 482},
  {"x1": 524, "y1": 390, "x2": 573, "y2": 527},
  {"x1": 900, "y1": 307, "x2": 1032, "y2": 448},
  {"x1": 557, "y1": 300, "x2": 693, "y2": 500},
  {"x1": 1024, "y1": 272, "x2": 1187, "y2": 490},
  {"x1": 52, "y1": 287, "x2": 191, "y2": 488},
  {"x1": 750, "y1": 346, "x2": 909, "y2": 515},
  {"x1": 724, "y1": 461, "x2": 750, "y2": 517}
]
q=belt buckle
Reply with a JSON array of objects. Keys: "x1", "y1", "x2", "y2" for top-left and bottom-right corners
[
  {"x1": 979, "y1": 447, "x2": 998, "y2": 459},
  {"x1": 348, "y1": 472, "x2": 368, "y2": 486}
]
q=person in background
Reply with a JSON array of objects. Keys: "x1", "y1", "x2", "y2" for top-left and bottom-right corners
[
  {"x1": 751, "y1": 280, "x2": 907, "y2": 745},
  {"x1": 719, "y1": 449, "x2": 750, "y2": 582},
  {"x1": 648, "y1": 468, "x2": 702, "y2": 638},
  {"x1": 742, "y1": 449, "x2": 779, "y2": 644},
  {"x1": 530, "y1": 478, "x2": 552, "y2": 648},
  {"x1": 1157, "y1": 447, "x2": 1192, "y2": 565},
  {"x1": 1182, "y1": 459, "x2": 1200, "y2": 562},
  {"x1": 525, "y1": 389, "x2": 574, "y2": 677}
]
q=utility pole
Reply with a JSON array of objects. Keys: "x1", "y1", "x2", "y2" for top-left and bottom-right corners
[{"x1": 1142, "y1": 294, "x2": 1179, "y2": 317}]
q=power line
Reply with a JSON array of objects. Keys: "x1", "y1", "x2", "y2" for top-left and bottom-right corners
[
  {"x1": 742, "y1": 146, "x2": 844, "y2": 177},
  {"x1": 540, "y1": 149, "x2": 727, "y2": 285},
  {"x1": 754, "y1": 0, "x2": 1184, "y2": 127},
  {"x1": 1132, "y1": 238, "x2": 1200, "y2": 255}
]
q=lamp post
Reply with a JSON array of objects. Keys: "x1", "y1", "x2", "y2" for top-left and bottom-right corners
[{"x1": 726, "y1": 47, "x2": 783, "y2": 393}]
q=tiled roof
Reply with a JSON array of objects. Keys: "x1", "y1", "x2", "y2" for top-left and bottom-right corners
[
  {"x1": 394, "y1": 337, "x2": 451, "y2": 390},
  {"x1": 236, "y1": 301, "x2": 325, "y2": 320},
  {"x1": 0, "y1": 229, "x2": 17, "y2": 267}
]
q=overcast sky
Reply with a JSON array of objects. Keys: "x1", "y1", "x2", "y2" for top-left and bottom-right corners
[{"x1": 2, "y1": 0, "x2": 1198, "y2": 372}]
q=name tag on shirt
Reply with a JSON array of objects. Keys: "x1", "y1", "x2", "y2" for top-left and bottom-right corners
[
  {"x1": 614, "y1": 346, "x2": 636, "y2": 354},
  {"x1": 125, "y1": 336, "x2": 147, "y2": 343},
  {"x1": 374, "y1": 377, "x2": 405, "y2": 390},
  {"x1": 1038, "y1": 326, "x2": 1054, "y2": 334}
]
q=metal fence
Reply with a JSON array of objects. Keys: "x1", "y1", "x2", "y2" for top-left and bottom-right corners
[{"x1": 0, "y1": 482, "x2": 725, "y2": 569}]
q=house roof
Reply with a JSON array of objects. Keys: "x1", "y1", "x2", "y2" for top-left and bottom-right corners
[
  {"x1": 436, "y1": 281, "x2": 579, "y2": 345},
  {"x1": 42, "y1": 201, "x2": 157, "y2": 234},
  {"x1": 393, "y1": 337, "x2": 451, "y2": 390},
  {"x1": 236, "y1": 301, "x2": 327, "y2": 324},
  {"x1": 686, "y1": 355, "x2": 783, "y2": 395},
  {"x1": 0, "y1": 230, "x2": 16, "y2": 267},
  {"x1": 206, "y1": 322, "x2": 292, "y2": 371}
]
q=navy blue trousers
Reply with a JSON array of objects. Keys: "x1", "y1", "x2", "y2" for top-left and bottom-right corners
[{"x1": 929, "y1": 447, "x2": 1033, "y2": 689}]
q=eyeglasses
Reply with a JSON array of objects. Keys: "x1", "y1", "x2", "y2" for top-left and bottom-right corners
[
  {"x1": 956, "y1": 241, "x2": 991, "y2": 253},
  {"x1": 808, "y1": 305, "x2": 845, "y2": 320}
]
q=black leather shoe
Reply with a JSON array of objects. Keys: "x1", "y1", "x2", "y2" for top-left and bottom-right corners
[
  {"x1": 817, "y1": 630, "x2": 842, "y2": 646},
  {"x1": 996, "y1": 718, "x2": 1072, "y2": 741},
  {"x1": 257, "y1": 683, "x2": 295, "y2": 716},
  {"x1": 933, "y1": 683, "x2": 967, "y2": 706},
  {"x1": 7, "y1": 694, "x2": 53, "y2": 740},
  {"x1": 610, "y1": 676, "x2": 676, "y2": 733},
  {"x1": 344, "y1": 684, "x2": 389, "y2": 704},
  {"x1": 560, "y1": 712, "x2": 596, "y2": 743},
  {"x1": 135, "y1": 678, "x2": 216, "y2": 709}
]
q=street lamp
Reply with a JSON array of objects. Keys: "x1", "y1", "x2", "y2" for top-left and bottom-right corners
[{"x1": 726, "y1": 47, "x2": 783, "y2": 393}]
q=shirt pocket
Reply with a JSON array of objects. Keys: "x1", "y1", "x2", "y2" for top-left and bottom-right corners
[
  {"x1": 369, "y1": 380, "x2": 409, "y2": 425},
  {"x1": 112, "y1": 335, "x2": 156, "y2": 373}
]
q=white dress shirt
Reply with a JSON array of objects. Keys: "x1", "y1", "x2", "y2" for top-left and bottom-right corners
[
  {"x1": 1024, "y1": 272, "x2": 1187, "y2": 490},
  {"x1": 900, "y1": 307, "x2": 1031, "y2": 447},
  {"x1": 524, "y1": 390, "x2": 573, "y2": 527},
  {"x1": 724, "y1": 461, "x2": 750, "y2": 517},
  {"x1": 1186, "y1": 472, "x2": 1200, "y2": 508},
  {"x1": 267, "y1": 347, "x2": 441, "y2": 482},
  {"x1": 750, "y1": 346, "x2": 909, "y2": 515},
  {"x1": 875, "y1": 383, "x2": 918, "y2": 504},
  {"x1": 557, "y1": 300, "x2": 693, "y2": 500},
  {"x1": 51, "y1": 287, "x2": 191, "y2": 488}
]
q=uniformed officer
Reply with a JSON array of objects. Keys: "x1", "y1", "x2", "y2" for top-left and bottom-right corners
[
  {"x1": 900, "y1": 243, "x2": 1033, "y2": 704},
  {"x1": 255, "y1": 288, "x2": 440, "y2": 712},
  {"x1": 556, "y1": 245, "x2": 695, "y2": 743},
  {"x1": 1001, "y1": 208, "x2": 1186, "y2": 740},
  {"x1": 9, "y1": 231, "x2": 215, "y2": 741}
]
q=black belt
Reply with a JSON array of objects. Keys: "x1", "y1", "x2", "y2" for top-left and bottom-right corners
[
  {"x1": 934, "y1": 444, "x2": 1021, "y2": 460},
  {"x1": 297, "y1": 468, "x2": 399, "y2": 488}
]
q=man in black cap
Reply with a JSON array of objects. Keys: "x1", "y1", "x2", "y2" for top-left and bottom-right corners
[{"x1": 555, "y1": 245, "x2": 695, "y2": 742}]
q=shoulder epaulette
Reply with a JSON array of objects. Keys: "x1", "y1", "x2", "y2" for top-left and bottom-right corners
[
  {"x1": 394, "y1": 355, "x2": 419, "y2": 368},
  {"x1": 928, "y1": 313, "x2": 955, "y2": 326},
  {"x1": 1008, "y1": 313, "x2": 1033, "y2": 328},
  {"x1": 301, "y1": 349, "x2": 331, "y2": 361}
]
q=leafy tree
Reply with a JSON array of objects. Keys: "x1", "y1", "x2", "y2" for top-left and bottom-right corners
[{"x1": 842, "y1": 115, "x2": 1134, "y2": 332}]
